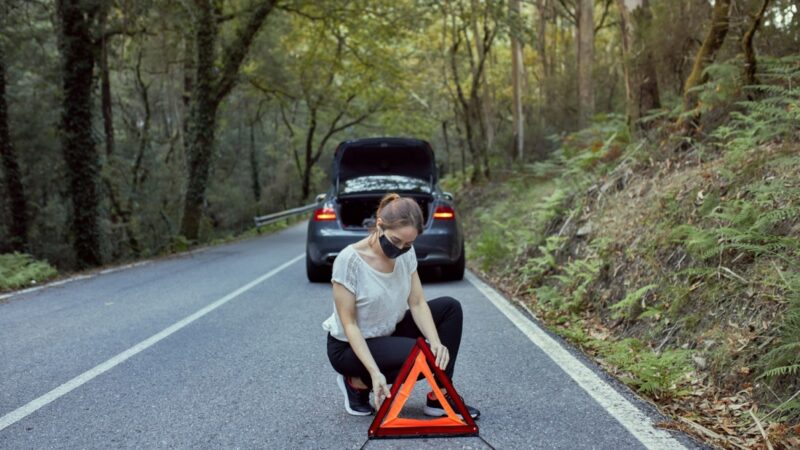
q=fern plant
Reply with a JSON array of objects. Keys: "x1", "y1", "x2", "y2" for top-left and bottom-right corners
[
  {"x1": 520, "y1": 235, "x2": 567, "y2": 286},
  {"x1": 531, "y1": 256, "x2": 601, "y2": 314},
  {"x1": 610, "y1": 284, "x2": 659, "y2": 320},
  {"x1": 711, "y1": 55, "x2": 800, "y2": 165},
  {"x1": 0, "y1": 253, "x2": 58, "y2": 291},
  {"x1": 758, "y1": 269, "x2": 800, "y2": 384},
  {"x1": 595, "y1": 338, "x2": 692, "y2": 399}
]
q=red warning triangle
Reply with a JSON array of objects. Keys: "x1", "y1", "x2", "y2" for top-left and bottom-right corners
[{"x1": 368, "y1": 337, "x2": 479, "y2": 439}]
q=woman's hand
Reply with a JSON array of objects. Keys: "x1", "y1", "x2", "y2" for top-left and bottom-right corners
[
  {"x1": 371, "y1": 371, "x2": 392, "y2": 409},
  {"x1": 430, "y1": 341, "x2": 450, "y2": 371}
]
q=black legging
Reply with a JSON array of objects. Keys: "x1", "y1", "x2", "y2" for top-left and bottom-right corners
[{"x1": 327, "y1": 296, "x2": 463, "y2": 388}]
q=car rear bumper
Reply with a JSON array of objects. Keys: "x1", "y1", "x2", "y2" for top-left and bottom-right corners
[{"x1": 307, "y1": 221, "x2": 462, "y2": 267}]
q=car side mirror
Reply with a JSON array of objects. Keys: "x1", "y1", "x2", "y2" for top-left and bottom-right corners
[
  {"x1": 443, "y1": 192, "x2": 454, "y2": 201},
  {"x1": 315, "y1": 193, "x2": 326, "y2": 203}
]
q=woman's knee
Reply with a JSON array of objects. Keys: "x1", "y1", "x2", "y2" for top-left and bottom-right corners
[
  {"x1": 369, "y1": 336, "x2": 418, "y2": 369},
  {"x1": 430, "y1": 296, "x2": 462, "y2": 318}
]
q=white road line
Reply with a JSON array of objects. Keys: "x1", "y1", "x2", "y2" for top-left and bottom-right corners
[
  {"x1": 465, "y1": 271, "x2": 687, "y2": 450},
  {"x1": 0, "y1": 253, "x2": 305, "y2": 432},
  {"x1": 0, "y1": 275, "x2": 94, "y2": 301}
]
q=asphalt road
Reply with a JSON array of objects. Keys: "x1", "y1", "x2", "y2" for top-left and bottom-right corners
[{"x1": 0, "y1": 221, "x2": 703, "y2": 449}]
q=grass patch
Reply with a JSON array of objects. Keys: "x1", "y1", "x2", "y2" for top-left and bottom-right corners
[{"x1": 0, "y1": 253, "x2": 58, "y2": 291}]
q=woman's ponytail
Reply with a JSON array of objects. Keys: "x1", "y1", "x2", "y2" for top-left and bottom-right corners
[
  {"x1": 368, "y1": 192, "x2": 424, "y2": 244},
  {"x1": 376, "y1": 193, "x2": 400, "y2": 218}
]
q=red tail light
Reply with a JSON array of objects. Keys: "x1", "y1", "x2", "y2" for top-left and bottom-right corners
[
  {"x1": 433, "y1": 205, "x2": 455, "y2": 220},
  {"x1": 314, "y1": 207, "x2": 337, "y2": 221}
]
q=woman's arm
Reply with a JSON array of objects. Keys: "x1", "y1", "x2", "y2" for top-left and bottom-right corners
[
  {"x1": 406, "y1": 271, "x2": 450, "y2": 370},
  {"x1": 333, "y1": 282, "x2": 391, "y2": 407}
]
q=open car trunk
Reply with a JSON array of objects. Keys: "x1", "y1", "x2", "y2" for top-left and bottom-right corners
[
  {"x1": 338, "y1": 193, "x2": 432, "y2": 229},
  {"x1": 334, "y1": 138, "x2": 437, "y2": 188},
  {"x1": 333, "y1": 138, "x2": 436, "y2": 230}
]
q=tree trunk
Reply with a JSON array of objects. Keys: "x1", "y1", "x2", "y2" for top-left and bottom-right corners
[
  {"x1": 680, "y1": 0, "x2": 732, "y2": 128},
  {"x1": 57, "y1": 0, "x2": 102, "y2": 268},
  {"x1": 535, "y1": 0, "x2": 551, "y2": 78},
  {"x1": 449, "y1": 34, "x2": 483, "y2": 182},
  {"x1": 637, "y1": 2, "x2": 660, "y2": 121},
  {"x1": 0, "y1": 43, "x2": 29, "y2": 252},
  {"x1": 617, "y1": 0, "x2": 660, "y2": 132},
  {"x1": 181, "y1": 29, "x2": 193, "y2": 157},
  {"x1": 250, "y1": 120, "x2": 261, "y2": 203},
  {"x1": 180, "y1": 0, "x2": 277, "y2": 240},
  {"x1": 510, "y1": 0, "x2": 524, "y2": 162},
  {"x1": 453, "y1": 105, "x2": 466, "y2": 179},
  {"x1": 536, "y1": 0, "x2": 552, "y2": 135},
  {"x1": 180, "y1": 1, "x2": 218, "y2": 241},
  {"x1": 618, "y1": 0, "x2": 636, "y2": 128},
  {"x1": 577, "y1": 0, "x2": 595, "y2": 129},
  {"x1": 301, "y1": 106, "x2": 317, "y2": 200},
  {"x1": 470, "y1": 0, "x2": 493, "y2": 166},
  {"x1": 742, "y1": 0, "x2": 770, "y2": 87},
  {"x1": 442, "y1": 120, "x2": 451, "y2": 177},
  {"x1": 99, "y1": 15, "x2": 114, "y2": 157}
]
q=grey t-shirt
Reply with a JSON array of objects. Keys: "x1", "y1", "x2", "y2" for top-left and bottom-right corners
[{"x1": 322, "y1": 243, "x2": 418, "y2": 341}]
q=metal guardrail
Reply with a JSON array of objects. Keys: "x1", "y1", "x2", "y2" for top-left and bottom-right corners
[{"x1": 253, "y1": 203, "x2": 317, "y2": 228}]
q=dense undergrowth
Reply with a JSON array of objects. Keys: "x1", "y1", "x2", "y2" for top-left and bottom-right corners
[{"x1": 445, "y1": 56, "x2": 800, "y2": 448}]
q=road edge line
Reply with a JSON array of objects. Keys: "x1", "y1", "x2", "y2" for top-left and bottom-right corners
[
  {"x1": 465, "y1": 270, "x2": 688, "y2": 450},
  {"x1": 0, "y1": 253, "x2": 304, "y2": 432}
]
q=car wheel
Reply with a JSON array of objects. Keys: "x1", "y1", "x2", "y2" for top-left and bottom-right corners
[
  {"x1": 440, "y1": 244, "x2": 465, "y2": 281},
  {"x1": 306, "y1": 252, "x2": 331, "y2": 283}
]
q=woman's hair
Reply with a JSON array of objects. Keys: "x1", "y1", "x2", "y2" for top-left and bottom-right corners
[{"x1": 368, "y1": 193, "x2": 424, "y2": 243}]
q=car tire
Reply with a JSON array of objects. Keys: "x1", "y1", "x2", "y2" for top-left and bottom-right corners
[
  {"x1": 306, "y1": 252, "x2": 331, "y2": 283},
  {"x1": 440, "y1": 244, "x2": 465, "y2": 281}
]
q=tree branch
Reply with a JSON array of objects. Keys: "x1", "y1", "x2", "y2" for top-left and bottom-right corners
[
  {"x1": 556, "y1": 0, "x2": 577, "y2": 24},
  {"x1": 248, "y1": 77, "x2": 296, "y2": 101},
  {"x1": 214, "y1": 0, "x2": 279, "y2": 106},
  {"x1": 276, "y1": 4, "x2": 327, "y2": 21},
  {"x1": 312, "y1": 98, "x2": 382, "y2": 166},
  {"x1": 594, "y1": 0, "x2": 613, "y2": 33}
]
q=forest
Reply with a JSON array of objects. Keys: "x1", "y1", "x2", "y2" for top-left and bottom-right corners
[{"x1": 1, "y1": 0, "x2": 799, "y2": 447}]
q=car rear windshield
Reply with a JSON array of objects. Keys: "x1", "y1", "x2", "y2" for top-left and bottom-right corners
[{"x1": 339, "y1": 175, "x2": 432, "y2": 195}]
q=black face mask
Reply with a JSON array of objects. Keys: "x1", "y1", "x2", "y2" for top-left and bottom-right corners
[{"x1": 378, "y1": 228, "x2": 412, "y2": 259}]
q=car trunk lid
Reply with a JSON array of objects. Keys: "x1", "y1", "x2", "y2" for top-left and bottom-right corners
[{"x1": 334, "y1": 138, "x2": 436, "y2": 192}]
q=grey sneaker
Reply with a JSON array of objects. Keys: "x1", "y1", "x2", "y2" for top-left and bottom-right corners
[
  {"x1": 423, "y1": 392, "x2": 480, "y2": 419},
  {"x1": 336, "y1": 374, "x2": 374, "y2": 416}
]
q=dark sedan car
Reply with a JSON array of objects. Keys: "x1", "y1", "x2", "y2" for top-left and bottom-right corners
[{"x1": 306, "y1": 137, "x2": 465, "y2": 282}]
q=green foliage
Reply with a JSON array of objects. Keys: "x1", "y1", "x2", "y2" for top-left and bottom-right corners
[
  {"x1": 670, "y1": 180, "x2": 800, "y2": 265},
  {"x1": 559, "y1": 114, "x2": 629, "y2": 158},
  {"x1": 439, "y1": 169, "x2": 470, "y2": 195},
  {"x1": 711, "y1": 56, "x2": 800, "y2": 165},
  {"x1": 534, "y1": 257, "x2": 601, "y2": 313},
  {"x1": 471, "y1": 217, "x2": 514, "y2": 272},
  {"x1": 596, "y1": 338, "x2": 692, "y2": 399},
  {"x1": 0, "y1": 253, "x2": 58, "y2": 291},
  {"x1": 167, "y1": 235, "x2": 191, "y2": 254},
  {"x1": 520, "y1": 235, "x2": 567, "y2": 285},
  {"x1": 691, "y1": 62, "x2": 742, "y2": 112},
  {"x1": 670, "y1": 224, "x2": 720, "y2": 262},
  {"x1": 624, "y1": 348, "x2": 693, "y2": 398},
  {"x1": 557, "y1": 318, "x2": 591, "y2": 345},
  {"x1": 540, "y1": 188, "x2": 572, "y2": 224},
  {"x1": 469, "y1": 179, "x2": 568, "y2": 274},
  {"x1": 551, "y1": 258, "x2": 602, "y2": 312},
  {"x1": 757, "y1": 269, "x2": 800, "y2": 393},
  {"x1": 610, "y1": 284, "x2": 659, "y2": 320}
]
